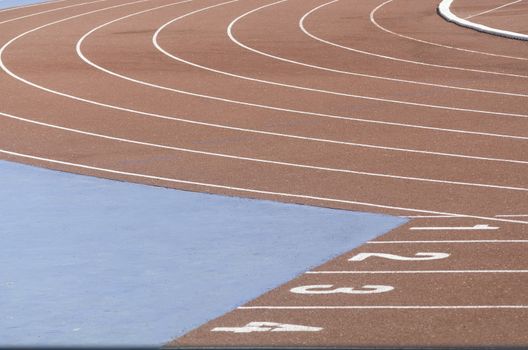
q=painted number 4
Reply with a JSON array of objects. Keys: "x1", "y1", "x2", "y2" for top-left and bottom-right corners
[
  {"x1": 212, "y1": 322, "x2": 322, "y2": 333},
  {"x1": 349, "y1": 252, "x2": 450, "y2": 261}
]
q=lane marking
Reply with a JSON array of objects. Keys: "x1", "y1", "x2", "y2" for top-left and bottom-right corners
[
  {"x1": 2, "y1": 148, "x2": 528, "y2": 225},
  {"x1": 77, "y1": 0, "x2": 528, "y2": 145},
  {"x1": 371, "y1": 0, "x2": 528, "y2": 61},
  {"x1": 403, "y1": 215, "x2": 459, "y2": 218},
  {"x1": 409, "y1": 224, "x2": 499, "y2": 230},
  {"x1": 212, "y1": 322, "x2": 322, "y2": 333},
  {"x1": 227, "y1": 0, "x2": 528, "y2": 118},
  {"x1": 368, "y1": 240, "x2": 528, "y2": 244},
  {"x1": 348, "y1": 252, "x2": 449, "y2": 261},
  {"x1": 307, "y1": 270, "x2": 528, "y2": 274},
  {"x1": 496, "y1": 214, "x2": 528, "y2": 218},
  {"x1": 465, "y1": 0, "x2": 523, "y2": 19},
  {"x1": 1, "y1": 1, "x2": 527, "y2": 226},
  {"x1": 439, "y1": 0, "x2": 528, "y2": 41},
  {"x1": 299, "y1": 0, "x2": 528, "y2": 97},
  {"x1": 2, "y1": 3, "x2": 526, "y2": 171},
  {"x1": 3, "y1": 110, "x2": 527, "y2": 193},
  {"x1": 238, "y1": 305, "x2": 528, "y2": 310},
  {"x1": 290, "y1": 284, "x2": 394, "y2": 295}
]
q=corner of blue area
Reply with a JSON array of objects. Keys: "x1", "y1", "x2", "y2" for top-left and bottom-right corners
[{"x1": 0, "y1": 160, "x2": 407, "y2": 346}]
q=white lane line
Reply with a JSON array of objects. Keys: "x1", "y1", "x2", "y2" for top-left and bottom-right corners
[
  {"x1": 3, "y1": 4, "x2": 526, "y2": 166},
  {"x1": 306, "y1": 270, "x2": 528, "y2": 274},
  {"x1": 403, "y1": 215, "x2": 459, "y2": 218},
  {"x1": 299, "y1": 1, "x2": 528, "y2": 98},
  {"x1": 146, "y1": 0, "x2": 528, "y2": 105},
  {"x1": 238, "y1": 305, "x2": 528, "y2": 310},
  {"x1": 496, "y1": 214, "x2": 528, "y2": 217},
  {"x1": 6, "y1": 111, "x2": 526, "y2": 192},
  {"x1": 371, "y1": 0, "x2": 528, "y2": 61},
  {"x1": 439, "y1": 0, "x2": 528, "y2": 41},
  {"x1": 1, "y1": 148, "x2": 528, "y2": 225},
  {"x1": 368, "y1": 240, "x2": 528, "y2": 244},
  {"x1": 465, "y1": 0, "x2": 523, "y2": 20},
  {"x1": 79, "y1": 0, "x2": 528, "y2": 144},
  {"x1": 0, "y1": 0, "x2": 69, "y2": 14},
  {"x1": 151, "y1": 4, "x2": 528, "y2": 140},
  {"x1": 409, "y1": 224, "x2": 499, "y2": 230},
  {"x1": 0, "y1": 0, "x2": 108, "y2": 25},
  {"x1": 226, "y1": 0, "x2": 528, "y2": 119}
]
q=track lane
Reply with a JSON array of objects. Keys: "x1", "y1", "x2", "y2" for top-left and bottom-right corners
[
  {"x1": 0, "y1": 0, "x2": 526, "y2": 346},
  {"x1": 372, "y1": 0, "x2": 528, "y2": 60},
  {"x1": 1, "y1": 0, "x2": 528, "y2": 194}
]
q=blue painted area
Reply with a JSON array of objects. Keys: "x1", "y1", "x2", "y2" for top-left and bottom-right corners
[
  {"x1": 0, "y1": 0, "x2": 48, "y2": 9},
  {"x1": 0, "y1": 160, "x2": 407, "y2": 346},
  {"x1": 0, "y1": 0, "x2": 49, "y2": 10}
]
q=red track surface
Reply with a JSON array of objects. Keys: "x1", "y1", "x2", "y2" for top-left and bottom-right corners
[{"x1": 0, "y1": 0, "x2": 527, "y2": 347}]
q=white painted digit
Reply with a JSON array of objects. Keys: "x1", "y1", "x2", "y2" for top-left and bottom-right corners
[
  {"x1": 290, "y1": 284, "x2": 394, "y2": 294},
  {"x1": 212, "y1": 322, "x2": 322, "y2": 333},
  {"x1": 348, "y1": 252, "x2": 449, "y2": 261}
]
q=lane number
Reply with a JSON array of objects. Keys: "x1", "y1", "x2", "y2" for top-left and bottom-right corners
[
  {"x1": 212, "y1": 321, "x2": 322, "y2": 333},
  {"x1": 290, "y1": 284, "x2": 394, "y2": 294},
  {"x1": 349, "y1": 252, "x2": 450, "y2": 261}
]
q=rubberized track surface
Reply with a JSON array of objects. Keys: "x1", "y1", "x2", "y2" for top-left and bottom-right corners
[{"x1": 0, "y1": 0, "x2": 527, "y2": 347}]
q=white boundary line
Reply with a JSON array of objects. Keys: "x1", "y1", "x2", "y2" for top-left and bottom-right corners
[
  {"x1": 371, "y1": 0, "x2": 528, "y2": 60},
  {"x1": 303, "y1": 0, "x2": 528, "y2": 89},
  {"x1": 438, "y1": 0, "x2": 528, "y2": 41},
  {"x1": 2, "y1": 148, "x2": 528, "y2": 225},
  {"x1": 465, "y1": 0, "x2": 523, "y2": 20},
  {"x1": 306, "y1": 270, "x2": 528, "y2": 274},
  {"x1": 5, "y1": 110, "x2": 526, "y2": 192},
  {"x1": 367, "y1": 240, "x2": 528, "y2": 244},
  {"x1": 2, "y1": 2, "x2": 527, "y2": 167},
  {"x1": 238, "y1": 305, "x2": 528, "y2": 310}
]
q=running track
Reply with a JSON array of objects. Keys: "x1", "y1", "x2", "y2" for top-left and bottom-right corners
[{"x1": 0, "y1": 0, "x2": 527, "y2": 347}]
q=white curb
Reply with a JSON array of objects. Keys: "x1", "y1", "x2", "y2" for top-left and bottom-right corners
[{"x1": 438, "y1": 0, "x2": 528, "y2": 41}]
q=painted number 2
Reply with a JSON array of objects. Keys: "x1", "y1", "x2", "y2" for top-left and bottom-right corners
[
  {"x1": 290, "y1": 284, "x2": 394, "y2": 294},
  {"x1": 348, "y1": 252, "x2": 450, "y2": 261}
]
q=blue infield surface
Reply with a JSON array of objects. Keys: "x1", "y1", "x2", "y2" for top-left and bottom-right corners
[{"x1": 0, "y1": 160, "x2": 407, "y2": 346}]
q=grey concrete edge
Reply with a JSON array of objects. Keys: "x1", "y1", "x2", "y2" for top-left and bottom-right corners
[{"x1": 438, "y1": 0, "x2": 528, "y2": 42}]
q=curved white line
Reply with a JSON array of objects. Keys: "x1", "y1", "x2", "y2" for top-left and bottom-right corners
[
  {"x1": 3, "y1": 0, "x2": 527, "y2": 166},
  {"x1": 0, "y1": 0, "x2": 526, "y2": 225},
  {"x1": 439, "y1": 0, "x2": 528, "y2": 41},
  {"x1": 1, "y1": 148, "x2": 527, "y2": 225},
  {"x1": 225, "y1": 0, "x2": 528, "y2": 119},
  {"x1": 152, "y1": 12, "x2": 528, "y2": 141},
  {"x1": 149, "y1": 0, "x2": 528, "y2": 102},
  {"x1": 371, "y1": 0, "x2": 528, "y2": 61},
  {"x1": 3, "y1": 110, "x2": 527, "y2": 192}
]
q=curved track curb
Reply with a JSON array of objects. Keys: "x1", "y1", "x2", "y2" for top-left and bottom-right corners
[{"x1": 438, "y1": 0, "x2": 528, "y2": 41}]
